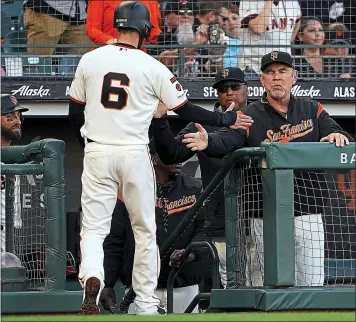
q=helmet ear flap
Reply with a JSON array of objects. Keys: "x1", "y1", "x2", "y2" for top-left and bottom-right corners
[{"x1": 143, "y1": 23, "x2": 151, "y2": 39}]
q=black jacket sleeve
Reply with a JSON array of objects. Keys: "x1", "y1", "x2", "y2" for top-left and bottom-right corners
[
  {"x1": 68, "y1": 98, "x2": 85, "y2": 147},
  {"x1": 317, "y1": 106, "x2": 354, "y2": 142},
  {"x1": 152, "y1": 117, "x2": 196, "y2": 165},
  {"x1": 103, "y1": 199, "x2": 128, "y2": 288},
  {"x1": 174, "y1": 101, "x2": 237, "y2": 127},
  {"x1": 205, "y1": 128, "x2": 248, "y2": 158}
]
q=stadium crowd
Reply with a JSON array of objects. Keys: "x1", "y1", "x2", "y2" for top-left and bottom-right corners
[{"x1": 1, "y1": 0, "x2": 355, "y2": 78}]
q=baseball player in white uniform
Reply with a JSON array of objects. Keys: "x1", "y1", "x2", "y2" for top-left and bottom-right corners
[
  {"x1": 238, "y1": 0, "x2": 301, "y2": 76},
  {"x1": 68, "y1": 1, "x2": 252, "y2": 315}
]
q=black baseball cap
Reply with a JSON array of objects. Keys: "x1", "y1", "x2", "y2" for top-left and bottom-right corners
[
  {"x1": 1, "y1": 94, "x2": 29, "y2": 115},
  {"x1": 213, "y1": 67, "x2": 247, "y2": 89},
  {"x1": 165, "y1": 0, "x2": 198, "y2": 15},
  {"x1": 260, "y1": 51, "x2": 294, "y2": 72}
]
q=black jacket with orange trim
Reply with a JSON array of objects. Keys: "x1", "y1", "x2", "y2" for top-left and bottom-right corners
[
  {"x1": 205, "y1": 92, "x2": 354, "y2": 217},
  {"x1": 103, "y1": 173, "x2": 207, "y2": 289}
]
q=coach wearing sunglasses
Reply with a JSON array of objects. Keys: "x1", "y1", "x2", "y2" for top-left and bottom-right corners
[{"x1": 151, "y1": 67, "x2": 249, "y2": 290}]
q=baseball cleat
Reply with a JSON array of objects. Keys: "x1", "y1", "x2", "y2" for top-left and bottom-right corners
[{"x1": 81, "y1": 277, "x2": 101, "y2": 315}]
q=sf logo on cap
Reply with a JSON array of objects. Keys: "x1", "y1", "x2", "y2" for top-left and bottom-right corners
[
  {"x1": 10, "y1": 95, "x2": 18, "y2": 105},
  {"x1": 271, "y1": 51, "x2": 278, "y2": 60},
  {"x1": 221, "y1": 68, "x2": 229, "y2": 78}
]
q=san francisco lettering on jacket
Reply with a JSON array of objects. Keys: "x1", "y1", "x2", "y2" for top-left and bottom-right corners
[
  {"x1": 264, "y1": 119, "x2": 314, "y2": 143},
  {"x1": 157, "y1": 195, "x2": 197, "y2": 215}
]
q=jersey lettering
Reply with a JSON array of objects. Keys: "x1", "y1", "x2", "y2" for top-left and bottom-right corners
[{"x1": 101, "y1": 72, "x2": 130, "y2": 110}]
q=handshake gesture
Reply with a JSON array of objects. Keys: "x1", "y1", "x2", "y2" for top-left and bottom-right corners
[{"x1": 182, "y1": 102, "x2": 253, "y2": 151}]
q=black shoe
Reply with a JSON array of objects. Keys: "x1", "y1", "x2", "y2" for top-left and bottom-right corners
[
  {"x1": 99, "y1": 286, "x2": 117, "y2": 314},
  {"x1": 136, "y1": 304, "x2": 167, "y2": 315},
  {"x1": 156, "y1": 305, "x2": 167, "y2": 315},
  {"x1": 81, "y1": 277, "x2": 101, "y2": 315}
]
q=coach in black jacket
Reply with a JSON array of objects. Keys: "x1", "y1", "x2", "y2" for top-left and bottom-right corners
[
  {"x1": 100, "y1": 141, "x2": 206, "y2": 314},
  {"x1": 152, "y1": 67, "x2": 249, "y2": 289},
  {"x1": 182, "y1": 51, "x2": 353, "y2": 287}
]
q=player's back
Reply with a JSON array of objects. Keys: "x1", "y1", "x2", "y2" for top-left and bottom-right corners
[{"x1": 77, "y1": 44, "x2": 161, "y2": 145}]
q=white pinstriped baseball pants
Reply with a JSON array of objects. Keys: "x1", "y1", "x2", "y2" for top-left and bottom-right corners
[{"x1": 79, "y1": 142, "x2": 160, "y2": 312}]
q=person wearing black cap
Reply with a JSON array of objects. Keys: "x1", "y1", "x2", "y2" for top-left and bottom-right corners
[
  {"x1": 1, "y1": 94, "x2": 28, "y2": 253},
  {"x1": 1, "y1": 94, "x2": 29, "y2": 146},
  {"x1": 182, "y1": 50, "x2": 353, "y2": 287},
  {"x1": 99, "y1": 139, "x2": 206, "y2": 314},
  {"x1": 151, "y1": 67, "x2": 249, "y2": 290}
]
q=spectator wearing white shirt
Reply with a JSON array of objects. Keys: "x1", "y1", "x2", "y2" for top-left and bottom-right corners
[{"x1": 238, "y1": 0, "x2": 301, "y2": 78}]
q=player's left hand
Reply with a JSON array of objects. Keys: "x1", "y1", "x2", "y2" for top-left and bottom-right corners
[
  {"x1": 169, "y1": 249, "x2": 196, "y2": 267},
  {"x1": 154, "y1": 103, "x2": 168, "y2": 118},
  {"x1": 320, "y1": 132, "x2": 350, "y2": 147}
]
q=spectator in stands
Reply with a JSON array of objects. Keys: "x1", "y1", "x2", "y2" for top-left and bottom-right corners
[
  {"x1": 156, "y1": 0, "x2": 198, "y2": 50},
  {"x1": 157, "y1": 0, "x2": 201, "y2": 76},
  {"x1": 294, "y1": 16, "x2": 326, "y2": 77},
  {"x1": 195, "y1": 1, "x2": 227, "y2": 76},
  {"x1": 295, "y1": 17, "x2": 353, "y2": 78},
  {"x1": 323, "y1": 25, "x2": 355, "y2": 78},
  {"x1": 86, "y1": 0, "x2": 161, "y2": 47},
  {"x1": 324, "y1": 23, "x2": 352, "y2": 56},
  {"x1": 238, "y1": 0, "x2": 301, "y2": 79},
  {"x1": 159, "y1": 1, "x2": 227, "y2": 77},
  {"x1": 99, "y1": 140, "x2": 206, "y2": 314},
  {"x1": 299, "y1": 0, "x2": 355, "y2": 52},
  {"x1": 218, "y1": 2, "x2": 243, "y2": 68},
  {"x1": 23, "y1": 0, "x2": 91, "y2": 55}
]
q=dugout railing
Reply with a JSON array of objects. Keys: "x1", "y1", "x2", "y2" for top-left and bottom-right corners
[
  {"x1": 1, "y1": 139, "x2": 83, "y2": 314},
  {"x1": 1, "y1": 141, "x2": 355, "y2": 314},
  {"x1": 210, "y1": 142, "x2": 356, "y2": 311}
]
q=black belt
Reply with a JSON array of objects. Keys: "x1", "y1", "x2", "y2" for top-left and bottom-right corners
[{"x1": 87, "y1": 138, "x2": 94, "y2": 143}]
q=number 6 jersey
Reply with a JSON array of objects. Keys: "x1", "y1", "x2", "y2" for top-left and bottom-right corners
[{"x1": 69, "y1": 43, "x2": 188, "y2": 145}]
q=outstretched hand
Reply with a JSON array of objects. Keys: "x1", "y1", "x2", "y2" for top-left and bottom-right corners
[
  {"x1": 225, "y1": 101, "x2": 254, "y2": 130},
  {"x1": 182, "y1": 123, "x2": 208, "y2": 151}
]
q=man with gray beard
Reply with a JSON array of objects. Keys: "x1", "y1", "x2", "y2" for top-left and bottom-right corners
[
  {"x1": 176, "y1": 22, "x2": 196, "y2": 46},
  {"x1": 155, "y1": 0, "x2": 200, "y2": 75}
]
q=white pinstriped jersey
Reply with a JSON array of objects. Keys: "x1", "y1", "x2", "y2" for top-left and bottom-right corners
[
  {"x1": 69, "y1": 44, "x2": 187, "y2": 145},
  {"x1": 238, "y1": 0, "x2": 301, "y2": 73}
]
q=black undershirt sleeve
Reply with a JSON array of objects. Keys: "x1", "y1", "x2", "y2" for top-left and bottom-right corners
[
  {"x1": 173, "y1": 101, "x2": 237, "y2": 127},
  {"x1": 68, "y1": 98, "x2": 85, "y2": 148}
]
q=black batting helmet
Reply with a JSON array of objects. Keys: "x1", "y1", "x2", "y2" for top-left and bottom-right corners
[{"x1": 113, "y1": 1, "x2": 152, "y2": 39}]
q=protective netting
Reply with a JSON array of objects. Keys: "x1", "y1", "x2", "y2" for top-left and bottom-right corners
[
  {"x1": 1, "y1": 0, "x2": 355, "y2": 79},
  {"x1": 230, "y1": 163, "x2": 356, "y2": 287},
  {"x1": 1, "y1": 173, "x2": 47, "y2": 290}
]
